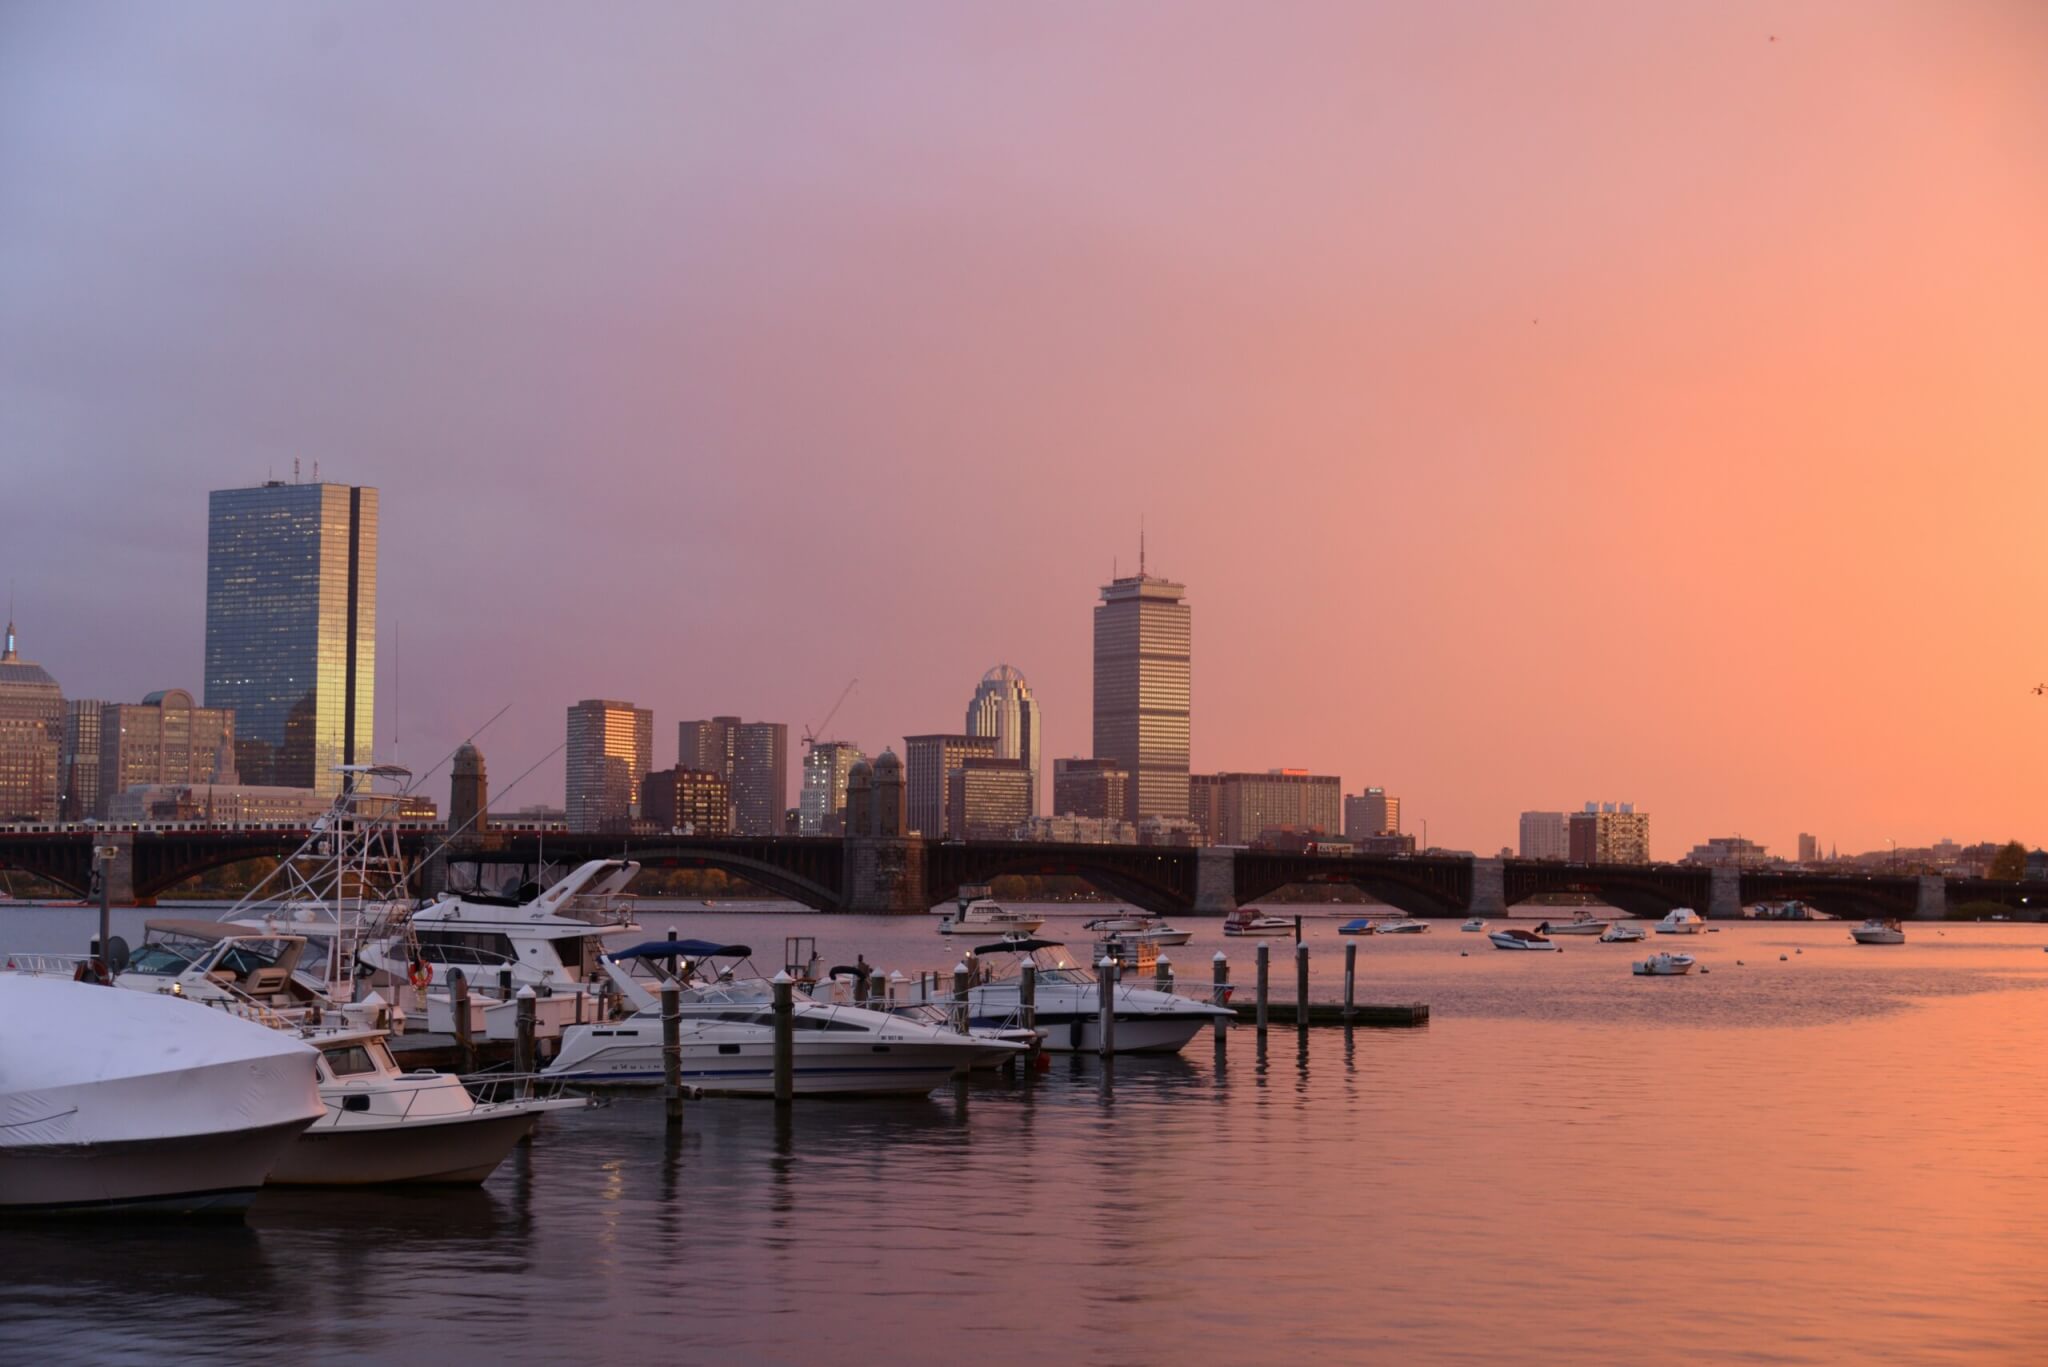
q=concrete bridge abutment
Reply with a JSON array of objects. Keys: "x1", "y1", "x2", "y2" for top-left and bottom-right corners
[
  {"x1": 843, "y1": 838, "x2": 930, "y2": 913},
  {"x1": 1468, "y1": 858, "x2": 1505, "y2": 916},
  {"x1": 1916, "y1": 875, "x2": 1946, "y2": 921},
  {"x1": 1709, "y1": 866, "x2": 1742, "y2": 920},
  {"x1": 1194, "y1": 846, "x2": 1238, "y2": 914}
]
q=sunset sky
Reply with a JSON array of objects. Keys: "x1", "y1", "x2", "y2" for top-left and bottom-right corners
[{"x1": 3, "y1": 2, "x2": 2044, "y2": 858}]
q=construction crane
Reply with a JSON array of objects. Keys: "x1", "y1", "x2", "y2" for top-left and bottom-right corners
[{"x1": 803, "y1": 678, "x2": 858, "y2": 749}]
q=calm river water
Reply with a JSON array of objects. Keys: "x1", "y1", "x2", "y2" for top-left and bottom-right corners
[{"x1": 6, "y1": 905, "x2": 2048, "y2": 1365}]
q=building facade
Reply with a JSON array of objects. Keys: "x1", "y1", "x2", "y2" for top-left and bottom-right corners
[
  {"x1": 1052, "y1": 757, "x2": 1129, "y2": 822},
  {"x1": 1343, "y1": 787, "x2": 1400, "y2": 838},
  {"x1": 1685, "y1": 836, "x2": 1770, "y2": 867},
  {"x1": 964, "y1": 665, "x2": 1042, "y2": 817},
  {"x1": 1797, "y1": 832, "x2": 1819, "y2": 864},
  {"x1": 59, "y1": 698, "x2": 105, "y2": 821},
  {"x1": 0, "y1": 619, "x2": 63, "y2": 822},
  {"x1": 904, "y1": 733, "x2": 995, "y2": 838},
  {"x1": 100, "y1": 690, "x2": 236, "y2": 808},
  {"x1": 204, "y1": 480, "x2": 377, "y2": 795},
  {"x1": 1093, "y1": 567, "x2": 1190, "y2": 823},
  {"x1": 946, "y1": 757, "x2": 1032, "y2": 841},
  {"x1": 104, "y1": 783, "x2": 333, "y2": 826},
  {"x1": 1193, "y1": 770, "x2": 1342, "y2": 846},
  {"x1": 798, "y1": 740, "x2": 864, "y2": 835},
  {"x1": 677, "y1": 716, "x2": 787, "y2": 835},
  {"x1": 449, "y1": 740, "x2": 488, "y2": 841},
  {"x1": 641, "y1": 766, "x2": 733, "y2": 835},
  {"x1": 1566, "y1": 803, "x2": 1650, "y2": 864},
  {"x1": 1518, "y1": 811, "x2": 1569, "y2": 861},
  {"x1": 565, "y1": 699, "x2": 653, "y2": 833}
]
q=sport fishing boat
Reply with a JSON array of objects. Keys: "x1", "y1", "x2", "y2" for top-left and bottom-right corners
[
  {"x1": 941, "y1": 938, "x2": 1233, "y2": 1054},
  {"x1": 1654, "y1": 908, "x2": 1706, "y2": 935},
  {"x1": 1600, "y1": 922, "x2": 1646, "y2": 943},
  {"x1": 935, "y1": 886, "x2": 1044, "y2": 937},
  {"x1": 546, "y1": 941, "x2": 1020, "y2": 1094},
  {"x1": 1632, "y1": 952, "x2": 1696, "y2": 976},
  {"x1": 1850, "y1": 918, "x2": 1906, "y2": 945},
  {"x1": 1080, "y1": 912, "x2": 1191, "y2": 946},
  {"x1": 0, "y1": 974, "x2": 323, "y2": 1217},
  {"x1": 1488, "y1": 927, "x2": 1557, "y2": 952},
  {"x1": 1535, "y1": 913, "x2": 1610, "y2": 937},
  {"x1": 1222, "y1": 909, "x2": 1294, "y2": 937}
]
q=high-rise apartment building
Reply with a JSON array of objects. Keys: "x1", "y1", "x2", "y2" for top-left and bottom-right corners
[
  {"x1": 1093, "y1": 563, "x2": 1190, "y2": 822},
  {"x1": 1518, "y1": 811, "x2": 1569, "y2": 861},
  {"x1": 1344, "y1": 787, "x2": 1400, "y2": 839},
  {"x1": 205, "y1": 480, "x2": 377, "y2": 795},
  {"x1": 1052, "y1": 757, "x2": 1128, "y2": 821},
  {"x1": 1797, "y1": 832, "x2": 1819, "y2": 864},
  {"x1": 641, "y1": 766, "x2": 732, "y2": 835},
  {"x1": 799, "y1": 741, "x2": 865, "y2": 835},
  {"x1": 0, "y1": 618, "x2": 62, "y2": 821},
  {"x1": 965, "y1": 665, "x2": 1042, "y2": 817},
  {"x1": 565, "y1": 699, "x2": 652, "y2": 833},
  {"x1": 1188, "y1": 772, "x2": 1225, "y2": 841},
  {"x1": 1566, "y1": 802, "x2": 1650, "y2": 864},
  {"x1": 904, "y1": 734, "x2": 996, "y2": 838},
  {"x1": 1194, "y1": 770, "x2": 1341, "y2": 846},
  {"x1": 100, "y1": 690, "x2": 236, "y2": 806},
  {"x1": 947, "y1": 757, "x2": 1032, "y2": 841},
  {"x1": 59, "y1": 698, "x2": 105, "y2": 821},
  {"x1": 677, "y1": 716, "x2": 787, "y2": 835}
]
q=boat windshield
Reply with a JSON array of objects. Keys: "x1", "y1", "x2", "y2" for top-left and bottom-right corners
[
  {"x1": 124, "y1": 933, "x2": 209, "y2": 977},
  {"x1": 321, "y1": 1043, "x2": 387, "y2": 1078}
]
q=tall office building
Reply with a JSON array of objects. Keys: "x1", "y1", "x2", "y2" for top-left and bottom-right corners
[
  {"x1": 1344, "y1": 787, "x2": 1400, "y2": 839},
  {"x1": 904, "y1": 733, "x2": 996, "y2": 838},
  {"x1": 59, "y1": 698, "x2": 106, "y2": 821},
  {"x1": 1093, "y1": 560, "x2": 1190, "y2": 822},
  {"x1": 0, "y1": 618, "x2": 62, "y2": 821},
  {"x1": 1518, "y1": 811, "x2": 1569, "y2": 861},
  {"x1": 100, "y1": 690, "x2": 236, "y2": 804},
  {"x1": 565, "y1": 699, "x2": 653, "y2": 833},
  {"x1": 205, "y1": 480, "x2": 377, "y2": 796},
  {"x1": 677, "y1": 716, "x2": 788, "y2": 835},
  {"x1": 965, "y1": 665, "x2": 1042, "y2": 816},
  {"x1": 1567, "y1": 802, "x2": 1650, "y2": 864},
  {"x1": 1797, "y1": 832, "x2": 1819, "y2": 864},
  {"x1": 799, "y1": 740, "x2": 865, "y2": 835},
  {"x1": 641, "y1": 766, "x2": 732, "y2": 835},
  {"x1": 1193, "y1": 770, "x2": 1341, "y2": 846},
  {"x1": 948, "y1": 757, "x2": 1032, "y2": 840},
  {"x1": 1052, "y1": 757, "x2": 1128, "y2": 821}
]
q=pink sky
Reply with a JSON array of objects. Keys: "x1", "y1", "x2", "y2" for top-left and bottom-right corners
[{"x1": 3, "y1": 2, "x2": 2044, "y2": 858}]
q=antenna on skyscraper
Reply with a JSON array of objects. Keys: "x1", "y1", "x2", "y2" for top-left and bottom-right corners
[
  {"x1": 293, "y1": 458, "x2": 301, "y2": 483},
  {"x1": 1139, "y1": 516, "x2": 1146, "y2": 576}
]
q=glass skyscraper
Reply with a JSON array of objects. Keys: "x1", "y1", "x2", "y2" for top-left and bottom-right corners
[
  {"x1": 965, "y1": 664, "x2": 1042, "y2": 817},
  {"x1": 205, "y1": 481, "x2": 378, "y2": 796},
  {"x1": 1093, "y1": 568, "x2": 1190, "y2": 822},
  {"x1": 566, "y1": 699, "x2": 653, "y2": 833}
]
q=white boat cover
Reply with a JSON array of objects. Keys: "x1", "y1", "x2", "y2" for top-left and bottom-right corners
[{"x1": 0, "y1": 975, "x2": 323, "y2": 1149}]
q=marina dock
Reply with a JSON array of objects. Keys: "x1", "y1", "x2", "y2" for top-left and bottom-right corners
[{"x1": 1231, "y1": 1000, "x2": 1429, "y2": 1027}]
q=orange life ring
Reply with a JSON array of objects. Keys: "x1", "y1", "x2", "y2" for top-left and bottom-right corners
[{"x1": 408, "y1": 959, "x2": 433, "y2": 989}]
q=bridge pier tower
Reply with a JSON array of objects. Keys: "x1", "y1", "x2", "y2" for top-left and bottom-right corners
[
  {"x1": 1916, "y1": 875, "x2": 1946, "y2": 921},
  {"x1": 1709, "y1": 866, "x2": 1742, "y2": 921},
  {"x1": 100, "y1": 830, "x2": 141, "y2": 907},
  {"x1": 1468, "y1": 858, "x2": 1506, "y2": 916},
  {"x1": 1193, "y1": 846, "x2": 1237, "y2": 914},
  {"x1": 843, "y1": 837, "x2": 930, "y2": 914}
]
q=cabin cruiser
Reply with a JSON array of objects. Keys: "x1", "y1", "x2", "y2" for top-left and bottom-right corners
[
  {"x1": 1850, "y1": 918, "x2": 1906, "y2": 945},
  {"x1": 939, "y1": 938, "x2": 1233, "y2": 1054},
  {"x1": 0, "y1": 974, "x2": 323, "y2": 1216},
  {"x1": 1535, "y1": 913, "x2": 1610, "y2": 937},
  {"x1": 1488, "y1": 927, "x2": 1557, "y2": 951},
  {"x1": 1080, "y1": 912, "x2": 1191, "y2": 946},
  {"x1": 935, "y1": 886, "x2": 1044, "y2": 936},
  {"x1": 1654, "y1": 908, "x2": 1706, "y2": 935},
  {"x1": 547, "y1": 941, "x2": 1020, "y2": 1094},
  {"x1": 1600, "y1": 922, "x2": 1647, "y2": 943},
  {"x1": 1460, "y1": 918, "x2": 1487, "y2": 932},
  {"x1": 1632, "y1": 952, "x2": 1696, "y2": 976},
  {"x1": 272, "y1": 1026, "x2": 578, "y2": 1185},
  {"x1": 1222, "y1": 909, "x2": 1295, "y2": 937}
]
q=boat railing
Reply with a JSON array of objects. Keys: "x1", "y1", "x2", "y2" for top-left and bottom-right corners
[
  {"x1": 460, "y1": 1071, "x2": 590, "y2": 1107},
  {"x1": 1, "y1": 951, "x2": 90, "y2": 976},
  {"x1": 551, "y1": 894, "x2": 638, "y2": 927}
]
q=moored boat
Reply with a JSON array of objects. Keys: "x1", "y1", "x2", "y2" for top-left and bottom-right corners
[
  {"x1": 1599, "y1": 922, "x2": 1646, "y2": 943},
  {"x1": 1222, "y1": 909, "x2": 1295, "y2": 937},
  {"x1": 1850, "y1": 918, "x2": 1906, "y2": 945},
  {"x1": 1632, "y1": 952, "x2": 1695, "y2": 976},
  {"x1": 1460, "y1": 918, "x2": 1487, "y2": 932},
  {"x1": 935, "y1": 886, "x2": 1044, "y2": 937},
  {"x1": 1081, "y1": 912, "x2": 1191, "y2": 946},
  {"x1": 1488, "y1": 927, "x2": 1557, "y2": 951},
  {"x1": 945, "y1": 938, "x2": 1233, "y2": 1054},
  {"x1": 1536, "y1": 913, "x2": 1610, "y2": 936},
  {"x1": 1654, "y1": 908, "x2": 1706, "y2": 935}
]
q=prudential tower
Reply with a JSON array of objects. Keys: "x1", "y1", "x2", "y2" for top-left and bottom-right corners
[{"x1": 1092, "y1": 547, "x2": 1190, "y2": 823}]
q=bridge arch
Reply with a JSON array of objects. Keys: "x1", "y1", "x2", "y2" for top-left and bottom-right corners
[
  {"x1": 1234, "y1": 854, "x2": 1472, "y2": 917},
  {"x1": 1501, "y1": 862, "x2": 1712, "y2": 919},
  {"x1": 926, "y1": 843, "x2": 1197, "y2": 917},
  {"x1": 610, "y1": 845, "x2": 842, "y2": 913}
]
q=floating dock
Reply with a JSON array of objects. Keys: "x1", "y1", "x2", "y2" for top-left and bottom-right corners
[{"x1": 1232, "y1": 1001, "x2": 1429, "y2": 1028}]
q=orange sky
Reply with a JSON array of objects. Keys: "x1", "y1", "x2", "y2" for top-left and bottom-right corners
[{"x1": 2, "y1": 2, "x2": 2044, "y2": 856}]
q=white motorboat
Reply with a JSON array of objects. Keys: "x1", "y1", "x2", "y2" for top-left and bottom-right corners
[
  {"x1": 1460, "y1": 918, "x2": 1487, "y2": 932},
  {"x1": 1850, "y1": 918, "x2": 1906, "y2": 945},
  {"x1": 1488, "y1": 927, "x2": 1557, "y2": 951},
  {"x1": 272, "y1": 1026, "x2": 579, "y2": 1186},
  {"x1": 1373, "y1": 917, "x2": 1431, "y2": 934},
  {"x1": 1080, "y1": 912, "x2": 1191, "y2": 946},
  {"x1": 1654, "y1": 908, "x2": 1706, "y2": 935},
  {"x1": 1535, "y1": 913, "x2": 1610, "y2": 937},
  {"x1": 1600, "y1": 922, "x2": 1647, "y2": 943},
  {"x1": 1222, "y1": 909, "x2": 1295, "y2": 937},
  {"x1": 947, "y1": 937, "x2": 1234, "y2": 1053},
  {"x1": 0, "y1": 975, "x2": 323, "y2": 1216},
  {"x1": 1632, "y1": 952, "x2": 1696, "y2": 976},
  {"x1": 935, "y1": 885, "x2": 1044, "y2": 937},
  {"x1": 547, "y1": 941, "x2": 1020, "y2": 1093}
]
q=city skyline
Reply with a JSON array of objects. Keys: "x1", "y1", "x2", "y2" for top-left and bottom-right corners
[{"x1": 4, "y1": 5, "x2": 2044, "y2": 858}]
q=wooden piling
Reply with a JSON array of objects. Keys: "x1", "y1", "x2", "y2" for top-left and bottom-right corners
[
  {"x1": 514, "y1": 986, "x2": 536, "y2": 1096},
  {"x1": 1212, "y1": 952, "x2": 1230, "y2": 1043},
  {"x1": 771, "y1": 971, "x2": 795, "y2": 1107},
  {"x1": 451, "y1": 970, "x2": 475, "y2": 1074},
  {"x1": 1343, "y1": 941, "x2": 1357, "y2": 1021},
  {"x1": 661, "y1": 979, "x2": 682, "y2": 1126},
  {"x1": 1096, "y1": 956, "x2": 1117, "y2": 1056},
  {"x1": 1295, "y1": 940, "x2": 1310, "y2": 1033},
  {"x1": 1255, "y1": 942, "x2": 1270, "y2": 1034},
  {"x1": 1020, "y1": 960, "x2": 1039, "y2": 1065},
  {"x1": 1154, "y1": 952, "x2": 1172, "y2": 994},
  {"x1": 952, "y1": 960, "x2": 972, "y2": 1034}
]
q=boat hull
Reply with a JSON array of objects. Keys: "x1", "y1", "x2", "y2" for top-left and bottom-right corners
[
  {"x1": 0, "y1": 1119, "x2": 312, "y2": 1217},
  {"x1": 546, "y1": 1035, "x2": 1005, "y2": 1096},
  {"x1": 1542, "y1": 923, "x2": 1608, "y2": 936},
  {"x1": 1851, "y1": 931, "x2": 1905, "y2": 945},
  {"x1": 267, "y1": 1108, "x2": 542, "y2": 1186},
  {"x1": 1024, "y1": 1013, "x2": 1218, "y2": 1054}
]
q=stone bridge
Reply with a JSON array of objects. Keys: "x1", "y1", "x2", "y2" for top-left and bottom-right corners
[{"x1": 0, "y1": 827, "x2": 2024, "y2": 919}]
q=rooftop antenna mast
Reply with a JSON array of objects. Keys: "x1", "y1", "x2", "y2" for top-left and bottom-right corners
[{"x1": 1140, "y1": 516, "x2": 1146, "y2": 576}]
